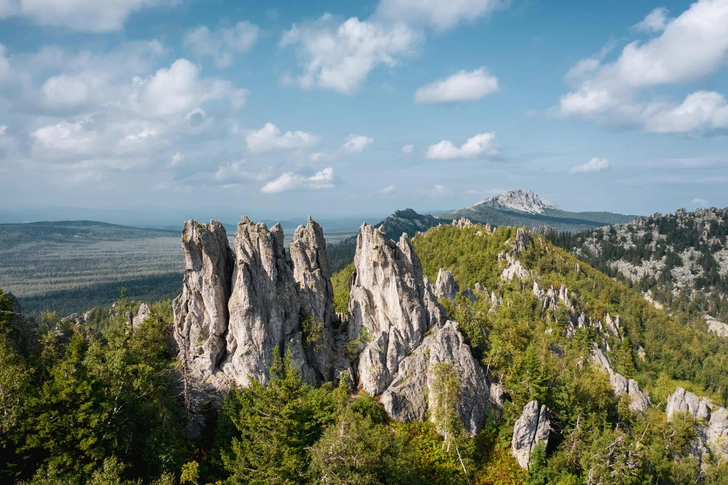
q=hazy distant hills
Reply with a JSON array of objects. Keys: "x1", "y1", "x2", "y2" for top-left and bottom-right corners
[
  {"x1": 1, "y1": 191, "x2": 639, "y2": 314},
  {"x1": 327, "y1": 190, "x2": 637, "y2": 271},
  {"x1": 442, "y1": 190, "x2": 636, "y2": 232},
  {"x1": 0, "y1": 221, "x2": 183, "y2": 316}
]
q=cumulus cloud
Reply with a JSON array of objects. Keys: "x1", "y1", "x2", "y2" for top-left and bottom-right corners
[
  {"x1": 691, "y1": 197, "x2": 709, "y2": 206},
  {"x1": 280, "y1": 14, "x2": 420, "y2": 95},
  {"x1": 129, "y1": 59, "x2": 243, "y2": 118},
  {"x1": 402, "y1": 144, "x2": 413, "y2": 154},
  {"x1": 380, "y1": 184, "x2": 396, "y2": 194},
  {"x1": 633, "y1": 7, "x2": 669, "y2": 33},
  {"x1": 569, "y1": 157, "x2": 610, "y2": 174},
  {"x1": 341, "y1": 134, "x2": 374, "y2": 153},
  {"x1": 261, "y1": 167, "x2": 335, "y2": 193},
  {"x1": 643, "y1": 91, "x2": 728, "y2": 134},
  {"x1": 0, "y1": 44, "x2": 11, "y2": 81},
  {"x1": 246, "y1": 122, "x2": 320, "y2": 153},
  {"x1": 376, "y1": 0, "x2": 507, "y2": 30},
  {"x1": 170, "y1": 152, "x2": 183, "y2": 167},
  {"x1": 415, "y1": 67, "x2": 499, "y2": 103},
  {"x1": 557, "y1": 0, "x2": 728, "y2": 134},
  {"x1": 0, "y1": 125, "x2": 6, "y2": 136},
  {"x1": 184, "y1": 21, "x2": 260, "y2": 68},
  {"x1": 1, "y1": 0, "x2": 173, "y2": 33},
  {"x1": 426, "y1": 132, "x2": 498, "y2": 160}
]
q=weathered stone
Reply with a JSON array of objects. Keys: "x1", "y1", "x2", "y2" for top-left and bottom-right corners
[
  {"x1": 706, "y1": 316, "x2": 728, "y2": 338},
  {"x1": 133, "y1": 303, "x2": 150, "y2": 327},
  {"x1": 173, "y1": 220, "x2": 234, "y2": 380},
  {"x1": 380, "y1": 321, "x2": 490, "y2": 436},
  {"x1": 222, "y1": 217, "x2": 312, "y2": 386},
  {"x1": 348, "y1": 225, "x2": 446, "y2": 395},
  {"x1": 501, "y1": 260, "x2": 530, "y2": 281},
  {"x1": 591, "y1": 345, "x2": 650, "y2": 413},
  {"x1": 511, "y1": 400, "x2": 550, "y2": 470},
  {"x1": 290, "y1": 216, "x2": 337, "y2": 382},
  {"x1": 667, "y1": 387, "x2": 728, "y2": 462},
  {"x1": 435, "y1": 268, "x2": 459, "y2": 301}
]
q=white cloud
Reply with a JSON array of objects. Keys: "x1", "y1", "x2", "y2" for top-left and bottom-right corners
[
  {"x1": 557, "y1": 0, "x2": 728, "y2": 133},
  {"x1": 4, "y1": 0, "x2": 172, "y2": 33},
  {"x1": 432, "y1": 184, "x2": 449, "y2": 196},
  {"x1": 184, "y1": 21, "x2": 260, "y2": 68},
  {"x1": 376, "y1": 0, "x2": 506, "y2": 30},
  {"x1": 170, "y1": 152, "x2": 183, "y2": 167},
  {"x1": 0, "y1": 125, "x2": 6, "y2": 136},
  {"x1": 380, "y1": 184, "x2": 396, "y2": 194},
  {"x1": 261, "y1": 167, "x2": 335, "y2": 193},
  {"x1": 426, "y1": 132, "x2": 498, "y2": 160},
  {"x1": 129, "y1": 59, "x2": 240, "y2": 118},
  {"x1": 41, "y1": 71, "x2": 110, "y2": 108},
  {"x1": 569, "y1": 157, "x2": 610, "y2": 174},
  {"x1": 634, "y1": 7, "x2": 669, "y2": 33},
  {"x1": 414, "y1": 67, "x2": 499, "y2": 103},
  {"x1": 691, "y1": 197, "x2": 709, "y2": 206},
  {"x1": 281, "y1": 14, "x2": 420, "y2": 95},
  {"x1": 246, "y1": 123, "x2": 320, "y2": 153},
  {"x1": 643, "y1": 91, "x2": 728, "y2": 134},
  {"x1": 402, "y1": 144, "x2": 413, "y2": 154},
  {"x1": 341, "y1": 134, "x2": 374, "y2": 153}
]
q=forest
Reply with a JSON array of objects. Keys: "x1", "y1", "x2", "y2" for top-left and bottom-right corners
[{"x1": 3, "y1": 222, "x2": 728, "y2": 484}]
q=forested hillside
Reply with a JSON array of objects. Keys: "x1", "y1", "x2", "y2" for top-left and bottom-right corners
[
  {"x1": 3, "y1": 220, "x2": 728, "y2": 484},
  {"x1": 544, "y1": 208, "x2": 728, "y2": 323}
]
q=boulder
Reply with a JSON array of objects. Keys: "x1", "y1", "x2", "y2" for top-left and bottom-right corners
[
  {"x1": 591, "y1": 345, "x2": 650, "y2": 413},
  {"x1": 667, "y1": 387, "x2": 728, "y2": 462},
  {"x1": 132, "y1": 303, "x2": 150, "y2": 327},
  {"x1": 511, "y1": 400, "x2": 550, "y2": 470}
]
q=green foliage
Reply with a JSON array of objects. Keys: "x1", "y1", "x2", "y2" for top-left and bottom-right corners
[
  {"x1": 300, "y1": 311, "x2": 326, "y2": 353},
  {"x1": 331, "y1": 263, "x2": 354, "y2": 314}
]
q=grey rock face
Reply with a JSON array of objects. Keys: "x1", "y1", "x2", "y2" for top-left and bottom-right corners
[
  {"x1": 591, "y1": 345, "x2": 650, "y2": 413},
  {"x1": 379, "y1": 321, "x2": 490, "y2": 436},
  {"x1": 223, "y1": 217, "x2": 312, "y2": 387},
  {"x1": 173, "y1": 220, "x2": 234, "y2": 380},
  {"x1": 667, "y1": 387, "x2": 728, "y2": 461},
  {"x1": 435, "y1": 269, "x2": 460, "y2": 300},
  {"x1": 706, "y1": 316, "x2": 728, "y2": 338},
  {"x1": 348, "y1": 225, "x2": 446, "y2": 395},
  {"x1": 501, "y1": 260, "x2": 530, "y2": 281},
  {"x1": 511, "y1": 400, "x2": 550, "y2": 470},
  {"x1": 290, "y1": 216, "x2": 338, "y2": 382},
  {"x1": 133, "y1": 303, "x2": 150, "y2": 327}
]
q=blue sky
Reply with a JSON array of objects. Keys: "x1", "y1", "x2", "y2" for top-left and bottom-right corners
[{"x1": 0, "y1": 0, "x2": 727, "y2": 222}]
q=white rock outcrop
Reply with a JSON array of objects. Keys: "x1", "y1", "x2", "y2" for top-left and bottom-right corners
[
  {"x1": 511, "y1": 400, "x2": 550, "y2": 470},
  {"x1": 591, "y1": 346, "x2": 650, "y2": 413},
  {"x1": 348, "y1": 224, "x2": 446, "y2": 395},
  {"x1": 434, "y1": 268, "x2": 460, "y2": 301}
]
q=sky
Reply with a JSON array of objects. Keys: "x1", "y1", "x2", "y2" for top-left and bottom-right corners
[{"x1": 0, "y1": 0, "x2": 727, "y2": 223}]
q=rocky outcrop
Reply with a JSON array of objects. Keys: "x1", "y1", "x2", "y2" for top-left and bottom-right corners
[
  {"x1": 667, "y1": 387, "x2": 728, "y2": 462},
  {"x1": 132, "y1": 303, "x2": 150, "y2": 327},
  {"x1": 511, "y1": 400, "x2": 550, "y2": 470},
  {"x1": 173, "y1": 220, "x2": 234, "y2": 380},
  {"x1": 222, "y1": 217, "x2": 312, "y2": 387},
  {"x1": 501, "y1": 260, "x2": 530, "y2": 281},
  {"x1": 591, "y1": 346, "x2": 650, "y2": 413},
  {"x1": 380, "y1": 321, "x2": 490, "y2": 436},
  {"x1": 289, "y1": 217, "x2": 339, "y2": 382},
  {"x1": 434, "y1": 269, "x2": 459, "y2": 301},
  {"x1": 173, "y1": 216, "x2": 344, "y2": 391},
  {"x1": 706, "y1": 316, "x2": 728, "y2": 338},
  {"x1": 348, "y1": 224, "x2": 446, "y2": 395}
]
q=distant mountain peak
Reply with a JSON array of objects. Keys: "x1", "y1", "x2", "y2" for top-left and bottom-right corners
[{"x1": 473, "y1": 190, "x2": 560, "y2": 215}]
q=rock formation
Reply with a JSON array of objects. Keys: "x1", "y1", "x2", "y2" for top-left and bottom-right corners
[
  {"x1": 222, "y1": 217, "x2": 312, "y2": 386},
  {"x1": 289, "y1": 216, "x2": 339, "y2": 382},
  {"x1": 511, "y1": 400, "x2": 550, "y2": 470},
  {"x1": 380, "y1": 321, "x2": 490, "y2": 436},
  {"x1": 591, "y1": 346, "x2": 650, "y2": 413},
  {"x1": 666, "y1": 387, "x2": 728, "y2": 462},
  {"x1": 706, "y1": 316, "x2": 728, "y2": 338},
  {"x1": 347, "y1": 224, "x2": 446, "y2": 395},
  {"x1": 173, "y1": 216, "x2": 341, "y2": 391},
  {"x1": 173, "y1": 220, "x2": 234, "y2": 380},
  {"x1": 434, "y1": 268, "x2": 459, "y2": 301},
  {"x1": 132, "y1": 303, "x2": 150, "y2": 327}
]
